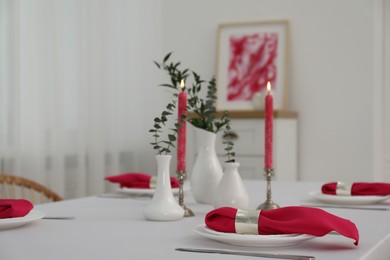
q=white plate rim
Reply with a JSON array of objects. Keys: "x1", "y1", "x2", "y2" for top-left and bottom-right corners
[
  {"x1": 0, "y1": 209, "x2": 45, "y2": 230},
  {"x1": 202, "y1": 225, "x2": 298, "y2": 239},
  {"x1": 308, "y1": 191, "x2": 390, "y2": 205},
  {"x1": 117, "y1": 185, "x2": 189, "y2": 195},
  {"x1": 194, "y1": 224, "x2": 315, "y2": 247}
]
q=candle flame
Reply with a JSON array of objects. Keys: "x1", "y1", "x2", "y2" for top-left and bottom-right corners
[
  {"x1": 180, "y1": 80, "x2": 185, "y2": 90},
  {"x1": 267, "y1": 81, "x2": 271, "y2": 93}
]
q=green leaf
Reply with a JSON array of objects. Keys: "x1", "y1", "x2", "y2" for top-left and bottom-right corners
[
  {"x1": 153, "y1": 61, "x2": 161, "y2": 69},
  {"x1": 162, "y1": 111, "x2": 171, "y2": 116},
  {"x1": 163, "y1": 52, "x2": 172, "y2": 63}
]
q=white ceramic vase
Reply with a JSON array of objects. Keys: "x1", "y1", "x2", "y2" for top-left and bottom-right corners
[
  {"x1": 213, "y1": 162, "x2": 250, "y2": 209},
  {"x1": 143, "y1": 155, "x2": 184, "y2": 221},
  {"x1": 190, "y1": 127, "x2": 223, "y2": 204}
]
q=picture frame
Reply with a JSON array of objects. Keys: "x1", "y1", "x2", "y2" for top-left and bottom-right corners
[{"x1": 216, "y1": 20, "x2": 290, "y2": 111}]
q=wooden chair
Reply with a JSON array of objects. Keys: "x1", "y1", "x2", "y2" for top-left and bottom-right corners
[{"x1": 0, "y1": 174, "x2": 63, "y2": 204}]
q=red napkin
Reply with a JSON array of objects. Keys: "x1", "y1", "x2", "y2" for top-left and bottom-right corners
[
  {"x1": 322, "y1": 182, "x2": 390, "y2": 196},
  {"x1": 104, "y1": 173, "x2": 179, "y2": 189},
  {"x1": 206, "y1": 206, "x2": 359, "y2": 245},
  {"x1": 0, "y1": 199, "x2": 34, "y2": 219}
]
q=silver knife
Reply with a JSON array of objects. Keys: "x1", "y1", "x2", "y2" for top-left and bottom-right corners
[
  {"x1": 42, "y1": 216, "x2": 75, "y2": 220},
  {"x1": 301, "y1": 204, "x2": 390, "y2": 211},
  {"x1": 175, "y1": 248, "x2": 315, "y2": 260}
]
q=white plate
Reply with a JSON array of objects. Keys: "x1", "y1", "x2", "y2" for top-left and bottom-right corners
[
  {"x1": 0, "y1": 209, "x2": 45, "y2": 230},
  {"x1": 309, "y1": 191, "x2": 390, "y2": 205},
  {"x1": 117, "y1": 186, "x2": 189, "y2": 196},
  {"x1": 194, "y1": 225, "x2": 315, "y2": 247}
]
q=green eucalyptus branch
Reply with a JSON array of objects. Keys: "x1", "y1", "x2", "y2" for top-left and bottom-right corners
[
  {"x1": 153, "y1": 52, "x2": 236, "y2": 162},
  {"x1": 222, "y1": 120, "x2": 238, "y2": 163},
  {"x1": 150, "y1": 100, "x2": 179, "y2": 155}
]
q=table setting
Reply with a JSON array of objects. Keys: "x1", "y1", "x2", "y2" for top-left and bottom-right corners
[
  {"x1": 0, "y1": 179, "x2": 389, "y2": 259},
  {"x1": 104, "y1": 172, "x2": 186, "y2": 197},
  {"x1": 0, "y1": 53, "x2": 389, "y2": 259},
  {"x1": 0, "y1": 199, "x2": 45, "y2": 230}
]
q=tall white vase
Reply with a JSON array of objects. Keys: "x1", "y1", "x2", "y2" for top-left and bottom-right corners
[
  {"x1": 190, "y1": 127, "x2": 223, "y2": 204},
  {"x1": 213, "y1": 162, "x2": 250, "y2": 209},
  {"x1": 143, "y1": 155, "x2": 184, "y2": 221}
]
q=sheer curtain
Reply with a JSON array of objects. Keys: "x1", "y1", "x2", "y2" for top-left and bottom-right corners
[
  {"x1": 0, "y1": 0, "x2": 164, "y2": 198},
  {"x1": 384, "y1": 0, "x2": 390, "y2": 180}
]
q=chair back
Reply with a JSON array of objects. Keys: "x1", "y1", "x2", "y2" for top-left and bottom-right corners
[{"x1": 0, "y1": 174, "x2": 62, "y2": 204}]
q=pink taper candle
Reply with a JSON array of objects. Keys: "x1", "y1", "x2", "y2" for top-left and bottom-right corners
[
  {"x1": 264, "y1": 82, "x2": 273, "y2": 169},
  {"x1": 177, "y1": 80, "x2": 187, "y2": 172}
]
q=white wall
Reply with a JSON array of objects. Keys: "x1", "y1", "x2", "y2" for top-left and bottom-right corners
[
  {"x1": 161, "y1": 0, "x2": 375, "y2": 181},
  {"x1": 1, "y1": 0, "x2": 380, "y2": 185}
]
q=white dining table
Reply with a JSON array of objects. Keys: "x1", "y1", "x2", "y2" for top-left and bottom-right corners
[{"x1": 0, "y1": 180, "x2": 389, "y2": 260}]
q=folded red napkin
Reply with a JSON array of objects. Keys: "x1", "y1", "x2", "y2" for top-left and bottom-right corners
[
  {"x1": 205, "y1": 206, "x2": 359, "y2": 245},
  {"x1": 322, "y1": 182, "x2": 390, "y2": 196},
  {"x1": 0, "y1": 199, "x2": 34, "y2": 219},
  {"x1": 104, "y1": 173, "x2": 179, "y2": 189}
]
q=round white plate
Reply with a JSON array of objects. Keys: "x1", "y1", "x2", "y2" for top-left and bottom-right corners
[
  {"x1": 194, "y1": 225, "x2": 315, "y2": 247},
  {"x1": 117, "y1": 186, "x2": 189, "y2": 196},
  {"x1": 309, "y1": 191, "x2": 390, "y2": 205},
  {"x1": 0, "y1": 209, "x2": 45, "y2": 230}
]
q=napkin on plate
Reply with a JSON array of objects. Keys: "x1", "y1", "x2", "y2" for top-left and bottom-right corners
[
  {"x1": 205, "y1": 206, "x2": 359, "y2": 245},
  {"x1": 104, "y1": 173, "x2": 179, "y2": 189},
  {"x1": 0, "y1": 199, "x2": 34, "y2": 219},
  {"x1": 322, "y1": 182, "x2": 390, "y2": 196}
]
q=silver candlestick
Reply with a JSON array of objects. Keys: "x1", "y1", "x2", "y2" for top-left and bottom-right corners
[
  {"x1": 257, "y1": 168, "x2": 280, "y2": 210},
  {"x1": 177, "y1": 170, "x2": 194, "y2": 217}
]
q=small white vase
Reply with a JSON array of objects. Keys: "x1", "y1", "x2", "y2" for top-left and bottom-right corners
[
  {"x1": 143, "y1": 155, "x2": 184, "y2": 221},
  {"x1": 213, "y1": 162, "x2": 250, "y2": 209},
  {"x1": 190, "y1": 127, "x2": 223, "y2": 204}
]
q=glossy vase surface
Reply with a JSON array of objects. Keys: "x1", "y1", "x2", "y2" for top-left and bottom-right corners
[
  {"x1": 143, "y1": 155, "x2": 184, "y2": 221},
  {"x1": 190, "y1": 127, "x2": 223, "y2": 204},
  {"x1": 213, "y1": 162, "x2": 250, "y2": 209}
]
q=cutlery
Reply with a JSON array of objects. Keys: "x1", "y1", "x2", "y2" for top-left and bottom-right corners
[
  {"x1": 42, "y1": 216, "x2": 75, "y2": 220},
  {"x1": 301, "y1": 204, "x2": 390, "y2": 211},
  {"x1": 97, "y1": 193, "x2": 152, "y2": 198},
  {"x1": 97, "y1": 193, "x2": 130, "y2": 199},
  {"x1": 175, "y1": 248, "x2": 315, "y2": 260}
]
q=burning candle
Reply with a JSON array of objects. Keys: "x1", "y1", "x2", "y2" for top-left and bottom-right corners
[
  {"x1": 264, "y1": 81, "x2": 273, "y2": 169},
  {"x1": 177, "y1": 80, "x2": 187, "y2": 172}
]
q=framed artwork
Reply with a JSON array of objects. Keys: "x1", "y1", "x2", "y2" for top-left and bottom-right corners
[{"x1": 216, "y1": 20, "x2": 290, "y2": 111}]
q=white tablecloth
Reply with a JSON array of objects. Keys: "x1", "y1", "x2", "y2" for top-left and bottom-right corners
[{"x1": 1, "y1": 181, "x2": 389, "y2": 259}]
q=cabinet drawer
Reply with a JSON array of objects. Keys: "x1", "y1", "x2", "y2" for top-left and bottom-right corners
[{"x1": 216, "y1": 120, "x2": 265, "y2": 156}]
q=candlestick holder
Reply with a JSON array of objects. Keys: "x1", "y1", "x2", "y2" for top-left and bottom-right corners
[
  {"x1": 177, "y1": 170, "x2": 194, "y2": 217},
  {"x1": 257, "y1": 168, "x2": 280, "y2": 210}
]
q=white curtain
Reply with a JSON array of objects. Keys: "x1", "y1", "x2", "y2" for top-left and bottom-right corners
[
  {"x1": 384, "y1": 0, "x2": 390, "y2": 180},
  {"x1": 0, "y1": 0, "x2": 164, "y2": 198}
]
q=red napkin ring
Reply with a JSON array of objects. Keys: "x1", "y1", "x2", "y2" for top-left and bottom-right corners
[
  {"x1": 0, "y1": 199, "x2": 33, "y2": 219},
  {"x1": 206, "y1": 206, "x2": 359, "y2": 246}
]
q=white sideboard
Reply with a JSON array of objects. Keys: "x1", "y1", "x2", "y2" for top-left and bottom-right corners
[{"x1": 186, "y1": 111, "x2": 298, "y2": 181}]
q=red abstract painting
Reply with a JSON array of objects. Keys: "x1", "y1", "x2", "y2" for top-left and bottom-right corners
[{"x1": 227, "y1": 33, "x2": 278, "y2": 101}]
